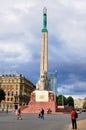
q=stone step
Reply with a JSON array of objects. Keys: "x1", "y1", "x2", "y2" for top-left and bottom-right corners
[{"x1": 22, "y1": 101, "x2": 56, "y2": 113}]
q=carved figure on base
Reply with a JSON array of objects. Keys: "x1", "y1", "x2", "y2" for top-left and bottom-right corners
[{"x1": 36, "y1": 71, "x2": 51, "y2": 91}]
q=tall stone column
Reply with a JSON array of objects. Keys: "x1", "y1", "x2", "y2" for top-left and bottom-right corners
[
  {"x1": 40, "y1": 7, "x2": 48, "y2": 77},
  {"x1": 36, "y1": 7, "x2": 51, "y2": 91},
  {"x1": 40, "y1": 32, "x2": 48, "y2": 76}
]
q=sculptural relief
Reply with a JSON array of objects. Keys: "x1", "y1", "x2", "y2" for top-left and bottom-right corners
[
  {"x1": 36, "y1": 71, "x2": 51, "y2": 91},
  {"x1": 31, "y1": 93, "x2": 35, "y2": 102},
  {"x1": 49, "y1": 93, "x2": 54, "y2": 101}
]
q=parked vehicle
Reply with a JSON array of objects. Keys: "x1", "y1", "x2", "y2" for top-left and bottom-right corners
[{"x1": 82, "y1": 109, "x2": 86, "y2": 112}]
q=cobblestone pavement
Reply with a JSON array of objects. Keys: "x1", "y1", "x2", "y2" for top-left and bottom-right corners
[
  {"x1": 68, "y1": 119, "x2": 86, "y2": 130},
  {"x1": 0, "y1": 112, "x2": 86, "y2": 130},
  {"x1": 0, "y1": 112, "x2": 70, "y2": 130}
]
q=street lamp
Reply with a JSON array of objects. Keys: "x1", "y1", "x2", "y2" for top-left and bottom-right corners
[
  {"x1": 62, "y1": 89, "x2": 64, "y2": 106},
  {"x1": 62, "y1": 94, "x2": 64, "y2": 106}
]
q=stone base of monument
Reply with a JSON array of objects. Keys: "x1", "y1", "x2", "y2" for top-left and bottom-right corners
[{"x1": 22, "y1": 90, "x2": 56, "y2": 113}]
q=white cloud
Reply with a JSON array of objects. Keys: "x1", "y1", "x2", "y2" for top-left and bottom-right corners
[
  {"x1": 57, "y1": 81, "x2": 86, "y2": 96},
  {"x1": 0, "y1": 42, "x2": 32, "y2": 63},
  {"x1": 47, "y1": 0, "x2": 86, "y2": 69},
  {"x1": 65, "y1": 94, "x2": 86, "y2": 100}
]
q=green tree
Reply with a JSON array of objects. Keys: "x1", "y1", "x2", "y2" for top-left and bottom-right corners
[
  {"x1": 67, "y1": 96, "x2": 74, "y2": 107},
  {"x1": 0, "y1": 88, "x2": 5, "y2": 102},
  {"x1": 56, "y1": 95, "x2": 67, "y2": 106}
]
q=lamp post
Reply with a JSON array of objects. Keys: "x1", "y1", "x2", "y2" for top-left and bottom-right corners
[
  {"x1": 62, "y1": 89, "x2": 64, "y2": 106},
  {"x1": 62, "y1": 94, "x2": 64, "y2": 106}
]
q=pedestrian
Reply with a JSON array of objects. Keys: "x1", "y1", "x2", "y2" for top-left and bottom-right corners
[
  {"x1": 38, "y1": 111, "x2": 41, "y2": 118},
  {"x1": 70, "y1": 108, "x2": 78, "y2": 129},
  {"x1": 41, "y1": 108, "x2": 44, "y2": 120},
  {"x1": 38, "y1": 109, "x2": 41, "y2": 118},
  {"x1": 17, "y1": 108, "x2": 22, "y2": 120},
  {"x1": 15, "y1": 109, "x2": 18, "y2": 116}
]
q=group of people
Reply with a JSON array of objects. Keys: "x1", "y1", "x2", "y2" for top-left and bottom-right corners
[
  {"x1": 38, "y1": 107, "x2": 78, "y2": 129},
  {"x1": 15, "y1": 106, "x2": 78, "y2": 129},
  {"x1": 38, "y1": 108, "x2": 44, "y2": 120}
]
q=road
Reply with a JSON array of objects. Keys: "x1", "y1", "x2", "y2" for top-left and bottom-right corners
[{"x1": 0, "y1": 112, "x2": 86, "y2": 130}]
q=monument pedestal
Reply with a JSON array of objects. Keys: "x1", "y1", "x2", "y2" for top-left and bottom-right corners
[{"x1": 22, "y1": 90, "x2": 56, "y2": 113}]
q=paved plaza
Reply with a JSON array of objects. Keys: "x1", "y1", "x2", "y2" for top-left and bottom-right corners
[{"x1": 0, "y1": 112, "x2": 86, "y2": 130}]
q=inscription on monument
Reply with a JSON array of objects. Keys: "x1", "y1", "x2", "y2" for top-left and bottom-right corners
[{"x1": 36, "y1": 91, "x2": 48, "y2": 102}]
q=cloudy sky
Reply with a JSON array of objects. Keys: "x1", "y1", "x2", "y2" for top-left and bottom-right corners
[{"x1": 0, "y1": 0, "x2": 86, "y2": 99}]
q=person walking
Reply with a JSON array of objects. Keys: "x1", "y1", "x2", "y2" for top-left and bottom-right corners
[
  {"x1": 41, "y1": 108, "x2": 44, "y2": 120},
  {"x1": 15, "y1": 109, "x2": 18, "y2": 116},
  {"x1": 17, "y1": 108, "x2": 22, "y2": 120},
  {"x1": 70, "y1": 108, "x2": 77, "y2": 129},
  {"x1": 38, "y1": 109, "x2": 41, "y2": 118}
]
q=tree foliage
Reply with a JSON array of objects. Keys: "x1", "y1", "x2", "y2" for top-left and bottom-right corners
[
  {"x1": 0, "y1": 88, "x2": 5, "y2": 102},
  {"x1": 66, "y1": 96, "x2": 74, "y2": 107},
  {"x1": 56, "y1": 95, "x2": 74, "y2": 106},
  {"x1": 56, "y1": 95, "x2": 67, "y2": 106}
]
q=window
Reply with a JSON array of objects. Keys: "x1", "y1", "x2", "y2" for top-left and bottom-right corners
[
  {"x1": 7, "y1": 98, "x2": 9, "y2": 101},
  {"x1": 11, "y1": 98, "x2": 13, "y2": 101},
  {"x1": 16, "y1": 91, "x2": 18, "y2": 96},
  {"x1": 16, "y1": 79, "x2": 18, "y2": 83},
  {"x1": 8, "y1": 91, "x2": 10, "y2": 96},
  {"x1": 11, "y1": 91, "x2": 14, "y2": 96},
  {"x1": 12, "y1": 80, "x2": 14, "y2": 83},
  {"x1": 12, "y1": 85, "x2": 14, "y2": 89},
  {"x1": 16, "y1": 85, "x2": 18, "y2": 90},
  {"x1": 9, "y1": 79, "x2": 10, "y2": 82},
  {"x1": 8, "y1": 85, "x2": 10, "y2": 89},
  {"x1": 3, "y1": 80, "x2": 5, "y2": 83}
]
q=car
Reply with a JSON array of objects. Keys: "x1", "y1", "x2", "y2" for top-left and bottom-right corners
[{"x1": 82, "y1": 109, "x2": 86, "y2": 112}]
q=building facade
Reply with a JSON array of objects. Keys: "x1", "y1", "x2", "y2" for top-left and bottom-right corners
[
  {"x1": 74, "y1": 98, "x2": 84, "y2": 109},
  {"x1": 0, "y1": 71, "x2": 35, "y2": 111},
  {"x1": 48, "y1": 71, "x2": 57, "y2": 95}
]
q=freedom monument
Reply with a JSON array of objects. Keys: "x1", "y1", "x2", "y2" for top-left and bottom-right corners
[{"x1": 23, "y1": 7, "x2": 56, "y2": 113}]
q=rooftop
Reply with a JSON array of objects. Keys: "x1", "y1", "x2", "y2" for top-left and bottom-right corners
[{"x1": 0, "y1": 70, "x2": 24, "y2": 77}]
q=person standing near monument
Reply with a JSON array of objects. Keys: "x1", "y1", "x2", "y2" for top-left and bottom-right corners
[
  {"x1": 70, "y1": 108, "x2": 77, "y2": 129},
  {"x1": 41, "y1": 108, "x2": 44, "y2": 120}
]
